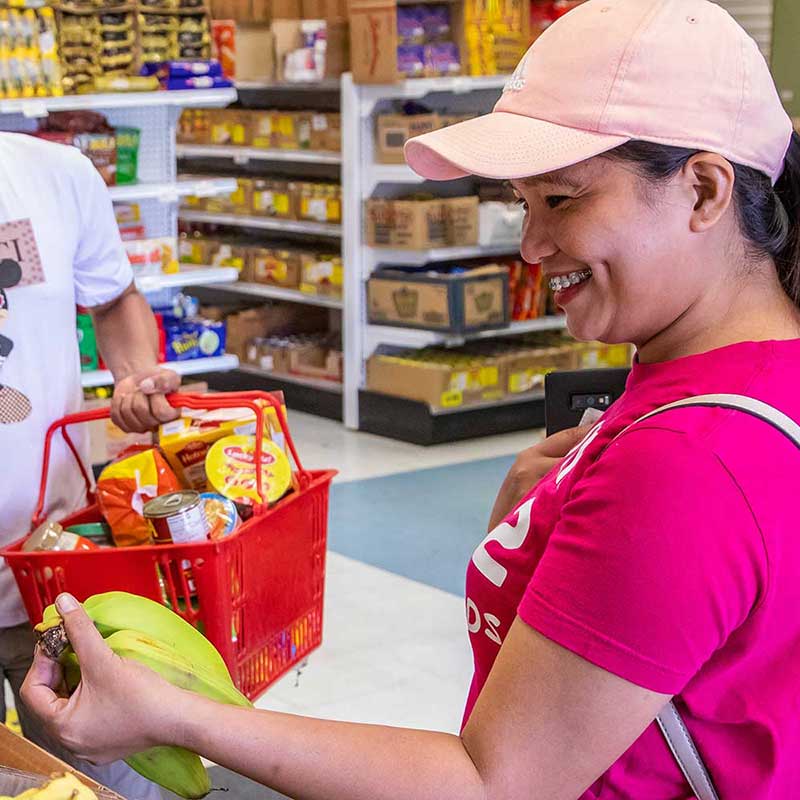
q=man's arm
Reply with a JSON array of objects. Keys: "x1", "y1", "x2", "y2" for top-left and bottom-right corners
[{"x1": 90, "y1": 282, "x2": 179, "y2": 432}]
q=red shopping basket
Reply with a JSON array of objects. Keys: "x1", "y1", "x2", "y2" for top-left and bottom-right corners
[{"x1": 1, "y1": 390, "x2": 335, "y2": 702}]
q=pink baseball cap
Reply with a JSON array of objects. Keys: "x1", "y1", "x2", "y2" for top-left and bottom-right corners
[{"x1": 405, "y1": 0, "x2": 793, "y2": 185}]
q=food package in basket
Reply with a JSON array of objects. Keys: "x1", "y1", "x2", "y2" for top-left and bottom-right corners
[
  {"x1": 206, "y1": 435, "x2": 292, "y2": 507},
  {"x1": 159, "y1": 393, "x2": 290, "y2": 492},
  {"x1": 97, "y1": 446, "x2": 181, "y2": 547}
]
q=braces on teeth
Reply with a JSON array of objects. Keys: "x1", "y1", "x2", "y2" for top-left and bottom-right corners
[{"x1": 549, "y1": 270, "x2": 592, "y2": 292}]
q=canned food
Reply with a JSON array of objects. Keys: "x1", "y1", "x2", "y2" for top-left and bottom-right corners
[
  {"x1": 143, "y1": 490, "x2": 207, "y2": 545},
  {"x1": 199, "y1": 492, "x2": 240, "y2": 540}
]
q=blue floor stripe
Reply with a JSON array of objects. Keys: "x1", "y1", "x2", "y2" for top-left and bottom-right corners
[{"x1": 328, "y1": 455, "x2": 515, "y2": 596}]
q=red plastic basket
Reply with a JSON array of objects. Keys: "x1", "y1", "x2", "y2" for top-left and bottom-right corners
[{"x1": 1, "y1": 391, "x2": 335, "y2": 702}]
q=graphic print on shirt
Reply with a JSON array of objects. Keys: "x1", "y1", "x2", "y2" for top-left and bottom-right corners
[
  {"x1": 465, "y1": 422, "x2": 604, "y2": 651},
  {"x1": 0, "y1": 219, "x2": 45, "y2": 425}
]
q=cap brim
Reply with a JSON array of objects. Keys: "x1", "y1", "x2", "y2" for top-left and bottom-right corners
[{"x1": 404, "y1": 112, "x2": 630, "y2": 180}]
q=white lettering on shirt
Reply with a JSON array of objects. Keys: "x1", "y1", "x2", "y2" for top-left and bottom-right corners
[
  {"x1": 555, "y1": 422, "x2": 604, "y2": 487},
  {"x1": 472, "y1": 496, "x2": 535, "y2": 588}
]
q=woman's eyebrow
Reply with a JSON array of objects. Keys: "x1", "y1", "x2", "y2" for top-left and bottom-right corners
[{"x1": 521, "y1": 170, "x2": 585, "y2": 190}]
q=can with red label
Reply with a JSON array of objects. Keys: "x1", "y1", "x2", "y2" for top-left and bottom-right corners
[
  {"x1": 144, "y1": 491, "x2": 208, "y2": 597},
  {"x1": 143, "y1": 490, "x2": 207, "y2": 545}
]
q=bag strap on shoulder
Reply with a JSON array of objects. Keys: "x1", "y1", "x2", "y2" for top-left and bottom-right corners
[{"x1": 618, "y1": 393, "x2": 800, "y2": 800}]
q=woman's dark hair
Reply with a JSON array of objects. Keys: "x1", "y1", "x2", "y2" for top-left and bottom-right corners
[{"x1": 604, "y1": 134, "x2": 800, "y2": 306}]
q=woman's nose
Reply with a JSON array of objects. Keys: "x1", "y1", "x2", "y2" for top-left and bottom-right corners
[{"x1": 520, "y1": 215, "x2": 558, "y2": 264}]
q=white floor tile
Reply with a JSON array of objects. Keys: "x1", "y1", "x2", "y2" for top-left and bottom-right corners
[
  {"x1": 254, "y1": 553, "x2": 474, "y2": 735},
  {"x1": 287, "y1": 411, "x2": 542, "y2": 483}
]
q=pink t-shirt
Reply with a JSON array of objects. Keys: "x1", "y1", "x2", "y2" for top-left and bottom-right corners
[{"x1": 463, "y1": 339, "x2": 800, "y2": 799}]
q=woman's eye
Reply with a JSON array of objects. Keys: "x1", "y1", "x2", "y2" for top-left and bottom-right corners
[
  {"x1": 545, "y1": 195, "x2": 569, "y2": 209},
  {"x1": 514, "y1": 197, "x2": 529, "y2": 212}
]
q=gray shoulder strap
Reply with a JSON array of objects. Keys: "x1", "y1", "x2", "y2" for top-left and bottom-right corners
[{"x1": 622, "y1": 393, "x2": 800, "y2": 800}]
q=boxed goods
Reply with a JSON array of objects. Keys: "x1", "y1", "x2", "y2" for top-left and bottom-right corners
[
  {"x1": 464, "y1": 0, "x2": 528, "y2": 76},
  {"x1": 366, "y1": 349, "x2": 505, "y2": 410},
  {"x1": 376, "y1": 112, "x2": 439, "y2": 163},
  {"x1": 251, "y1": 110, "x2": 276, "y2": 148},
  {"x1": 0, "y1": 724, "x2": 120, "y2": 797},
  {"x1": 367, "y1": 264, "x2": 509, "y2": 333},
  {"x1": 125, "y1": 237, "x2": 179, "y2": 277},
  {"x1": 300, "y1": 252, "x2": 343, "y2": 297},
  {"x1": 252, "y1": 178, "x2": 293, "y2": 218},
  {"x1": 365, "y1": 197, "x2": 447, "y2": 249},
  {"x1": 296, "y1": 181, "x2": 342, "y2": 224},
  {"x1": 245, "y1": 332, "x2": 343, "y2": 383},
  {"x1": 209, "y1": 108, "x2": 252, "y2": 146},
  {"x1": 252, "y1": 247, "x2": 302, "y2": 288},
  {"x1": 0, "y1": 6, "x2": 63, "y2": 100},
  {"x1": 178, "y1": 108, "x2": 213, "y2": 144},
  {"x1": 211, "y1": 18, "x2": 235, "y2": 77},
  {"x1": 227, "y1": 24, "x2": 275, "y2": 83},
  {"x1": 365, "y1": 196, "x2": 478, "y2": 249}
]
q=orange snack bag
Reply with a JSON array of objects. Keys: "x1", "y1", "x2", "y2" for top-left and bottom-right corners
[{"x1": 97, "y1": 446, "x2": 182, "y2": 547}]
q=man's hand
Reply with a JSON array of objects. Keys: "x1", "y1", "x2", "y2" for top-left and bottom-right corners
[
  {"x1": 21, "y1": 594, "x2": 184, "y2": 764},
  {"x1": 111, "y1": 367, "x2": 181, "y2": 433},
  {"x1": 488, "y1": 425, "x2": 593, "y2": 531}
]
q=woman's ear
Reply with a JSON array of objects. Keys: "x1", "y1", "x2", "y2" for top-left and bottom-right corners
[{"x1": 683, "y1": 152, "x2": 736, "y2": 233}]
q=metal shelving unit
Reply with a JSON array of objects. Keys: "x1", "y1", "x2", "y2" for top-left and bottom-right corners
[
  {"x1": 179, "y1": 210, "x2": 342, "y2": 238},
  {"x1": 213, "y1": 282, "x2": 343, "y2": 309},
  {"x1": 342, "y1": 71, "x2": 552, "y2": 434},
  {"x1": 238, "y1": 364, "x2": 343, "y2": 393},
  {"x1": 109, "y1": 176, "x2": 236, "y2": 203},
  {"x1": 81, "y1": 354, "x2": 240, "y2": 388},
  {"x1": 135, "y1": 266, "x2": 239, "y2": 293},
  {"x1": 177, "y1": 143, "x2": 341, "y2": 165}
]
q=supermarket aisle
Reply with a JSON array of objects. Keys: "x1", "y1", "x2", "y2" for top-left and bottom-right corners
[{"x1": 201, "y1": 415, "x2": 541, "y2": 799}]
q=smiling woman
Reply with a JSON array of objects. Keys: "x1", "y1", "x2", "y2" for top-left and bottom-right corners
[{"x1": 20, "y1": 3, "x2": 800, "y2": 800}]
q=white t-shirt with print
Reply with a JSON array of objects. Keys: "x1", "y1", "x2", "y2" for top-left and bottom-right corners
[{"x1": 0, "y1": 132, "x2": 133, "y2": 627}]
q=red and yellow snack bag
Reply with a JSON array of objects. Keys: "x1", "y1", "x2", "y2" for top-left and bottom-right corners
[{"x1": 97, "y1": 446, "x2": 182, "y2": 547}]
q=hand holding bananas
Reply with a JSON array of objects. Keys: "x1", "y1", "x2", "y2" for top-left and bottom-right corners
[{"x1": 21, "y1": 592, "x2": 250, "y2": 799}]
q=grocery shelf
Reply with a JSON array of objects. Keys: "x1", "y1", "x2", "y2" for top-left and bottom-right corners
[
  {"x1": 367, "y1": 163, "x2": 425, "y2": 187},
  {"x1": 179, "y1": 210, "x2": 343, "y2": 238},
  {"x1": 236, "y1": 79, "x2": 341, "y2": 92},
  {"x1": 81, "y1": 354, "x2": 240, "y2": 388},
  {"x1": 109, "y1": 177, "x2": 237, "y2": 203},
  {"x1": 0, "y1": 88, "x2": 237, "y2": 118},
  {"x1": 367, "y1": 242, "x2": 520, "y2": 270},
  {"x1": 358, "y1": 388, "x2": 545, "y2": 445},
  {"x1": 135, "y1": 266, "x2": 239, "y2": 293},
  {"x1": 213, "y1": 282, "x2": 343, "y2": 309},
  {"x1": 209, "y1": 367, "x2": 343, "y2": 421},
  {"x1": 237, "y1": 365, "x2": 343, "y2": 393},
  {"x1": 177, "y1": 144, "x2": 342, "y2": 165},
  {"x1": 366, "y1": 317, "x2": 568, "y2": 349},
  {"x1": 358, "y1": 75, "x2": 507, "y2": 116}
]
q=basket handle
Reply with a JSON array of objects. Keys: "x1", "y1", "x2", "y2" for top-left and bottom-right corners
[{"x1": 32, "y1": 390, "x2": 309, "y2": 529}]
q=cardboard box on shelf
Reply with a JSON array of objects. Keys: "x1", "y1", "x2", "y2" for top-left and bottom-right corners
[
  {"x1": 235, "y1": 25, "x2": 275, "y2": 82},
  {"x1": 300, "y1": 252, "x2": 343, "y2": 296},
  {"x1": 247, "y1": 338, "x2": 293, "y2": 373},
  {"x1": 365, "y1": 198, "x2": 448, "y2": 249},
  {"x1": 252, "y1": 178, "x2": 293, "y2": 218},
  {"x1": 251, "y1": 109, "x2": 276, "y2": 148},
  {"x1": 444, "y1": 196, "x2": 479, "y2": 246},
  {"x1": 349, "y1": 0, "x2": 397, "y2": 83},
  {"x1": 178, "y1": 108, "x2": 213, "y2": 144},
  {"x1": 289, "y1": 344, "x2": 343, "y2": 381},
  {"x1": 252, "y1": 247, "x2": 302, "y2": 288},
  {"x1": 367, "y1": 264, "x2": 509, "y2": 333},
  {"x1": 503, "y1": 344, "x2": 579, "y2": 395},
  {"x1": 375, "y1": 113, "x2": 439, "y2": 163},
  {"x1": 209, "y1": 109, "x2": 253, "y2": 146},
  {"x1": 366, "y1": 351, "x2": 505, "y2": 410},
  {"x1": 0, "y1": 724, "x2": 123, "y2": 798}
]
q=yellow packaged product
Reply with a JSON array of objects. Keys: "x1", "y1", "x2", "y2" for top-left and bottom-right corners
[
  {"x1": 206, "y1": 435, "x2": 291, "y2": 506},
  {"x1": 159, "y1": 395, "x2": 289, "y2": 492}
]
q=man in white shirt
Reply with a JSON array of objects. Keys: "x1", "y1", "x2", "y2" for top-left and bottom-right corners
[{"x1": 0, "y1": 131, "x2": 180, "y2": 796}]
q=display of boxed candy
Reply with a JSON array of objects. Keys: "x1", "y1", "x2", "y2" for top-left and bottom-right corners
[
  {"x1": 367, "y1": 263, "x2": 509, "y2": 334},
  {"x1": 464, "y1": 0, "x2": 529, "y2": 76},
  {"x1": 154, "y1": 294, "x2": 227, "y2": 362},
  {"x1": 367, "y1": 348, "x2": 505, "y2": 410},
  {"x1": 178, "y1": 107, "x2": 341, "y2": 152},
  {"x1": 364, "y1": 195, "x2": 479, "y2": 249},
  {"x1": 0, "y1": 6, "x2": 63, "y2": 99}
]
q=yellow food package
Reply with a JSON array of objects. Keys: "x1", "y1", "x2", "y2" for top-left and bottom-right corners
[
  {"x1": 206, "y1": 435, "x2": 291, "y2": 506},
  {"x1": 159, "y1": 394, "x2": 289, "y2": 492}
]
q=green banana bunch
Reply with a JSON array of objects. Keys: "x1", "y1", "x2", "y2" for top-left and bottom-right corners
[{"x1": 36, "y1": 592, "x2": 252, "y2": 799}]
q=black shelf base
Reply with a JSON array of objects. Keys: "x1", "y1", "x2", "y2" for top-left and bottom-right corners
[
  {"x1": 358, "y1": 390, "x2": 545, "y2": 446},
  {"x1": 202, "y1": 370, "x2": 343, "y2": 421}
]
